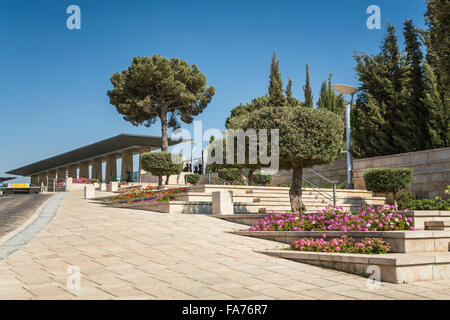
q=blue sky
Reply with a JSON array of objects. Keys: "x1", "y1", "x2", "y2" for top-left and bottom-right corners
[{"x1": 0, "y1": 0, "x2": 427, "y2": 182}]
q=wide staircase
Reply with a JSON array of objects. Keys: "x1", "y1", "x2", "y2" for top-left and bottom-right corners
[{"x1": 123, "y1": 184, "x2": 387, "y2": 214}]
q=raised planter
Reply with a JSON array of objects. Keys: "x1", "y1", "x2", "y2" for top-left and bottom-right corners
[
  {"x1": 405, "y1": 210, "x2": 450, "y2": 230},
  {"x1": 232, "y1": 230, "x2": 450, "y2": 253},
  {"x1": 260, "y1": 250, "x2": 450, "y2": 284},
  {"x1": 213, "y1": 214, "x2": 269, "y2": 226}
]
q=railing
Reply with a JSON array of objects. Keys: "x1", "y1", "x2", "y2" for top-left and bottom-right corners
[{"x1": 304, "y1": 168, "x2": 338, "y2": 206}]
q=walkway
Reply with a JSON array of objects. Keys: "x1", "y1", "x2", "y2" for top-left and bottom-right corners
[{"x1": 1, "y1": 191, "x2": 450, "y2": 300}]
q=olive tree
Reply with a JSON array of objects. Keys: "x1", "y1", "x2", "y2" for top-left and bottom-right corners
[
  {"x1": 108, "y1": 55, "x2": 215, "y2": 151},
  {"x1": 246, "y1": 105, "x2": 344, "y2": 212}
]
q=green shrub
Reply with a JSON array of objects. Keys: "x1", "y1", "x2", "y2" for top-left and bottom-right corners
[
  {"x1": 141, "y1": 152, "x2": 183, "y2": 186},
  {"x1": 399, "y1": 197, "x2": 450, "y2": 210},
  {"x1": 234, "y1": 181, "x2": 245, "y2": 186},
  {"x1": 186, "y1": 174, "x2": 200, "y2": 185},
  {"x1": 253, "y1": 173, "x2": 272, "y2": 186},
  {"x1": 218, "y1": 168, "x2": 239, "y2": 184},
  {"x1": 364, "y1": 168, "x2": 413, "y2": 207},
  {"x1": 91, "y1": 179, "x2": 101, "y2": 184}
]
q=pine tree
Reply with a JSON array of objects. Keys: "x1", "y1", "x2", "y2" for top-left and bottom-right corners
[
  {"x1": 286, "y1": 78, "x2": 293, "y2": 99},
  {"x1": 303, "y1": 63, "x2": 313, "y2": 108},
  {"x1": 268, "y1": 51, "x2": 286, "y2": 106}
]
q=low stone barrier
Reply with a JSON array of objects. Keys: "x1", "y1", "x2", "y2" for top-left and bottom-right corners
[
  {"x1": 213, "y1": 214, "x2": 269, "y2": 226},
  {"x1": 233, "y1": 230, "x2": 450, "y2": 253},
  {"x1": 405, "y1": 210, "x2": 450, "y2": 230},
  {"x1": 260, "y1": 250, "x2": 450, "y2": 284}
]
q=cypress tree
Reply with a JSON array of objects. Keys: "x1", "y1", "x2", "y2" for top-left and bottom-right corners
[
  {"x1": 317, "y1": 73, "x2": 345, "y2": 117},
  {"x1": 268, "y1": 51, "x2": 286, "y2": 106},
  {"x1": 423, "y1": 0, "x2": 450, "y2": 104},
  {"x1": 421, "y1": 62, "x2": 449, "y2": 148},
  {"x1": 303, "y1": 63, "x2": 313, "y2": 108},
  {"x1": 403, "y1": 19, "x2": 427, "y2": 148}
]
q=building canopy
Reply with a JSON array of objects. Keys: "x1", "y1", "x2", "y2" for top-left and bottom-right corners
[{"x1": 6, "y1": 134, "x2": 183, "y2": 176}]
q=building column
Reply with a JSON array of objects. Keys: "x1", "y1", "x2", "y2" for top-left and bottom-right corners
[
  {"x1": 91, "y1": 159, "x2": 103, "y2": 181},
  {"x1": 68, "y1": 166, "x2": 77, "y2": 178},
  {"x1": 138, "y1": 148, "x2": 151, "y2": 183},
  {"x1": 39, "y1": 173, "x2": 47, "y2": 186},
  {"x1": 79, "y1": 162, "x2": 90, "y2": 179},
  {"x1": 47, "y1": 170, "x2": 57, "y2": 189},
  {"x1": 30, "y1": 175, "x2": 39, "y2": 186},
  {"x1": 56, "y1": 168, "x2": 67, "y2": 182},
  {"x1": 121, "y1": 151, "x2": 133, "y2": 182},
  {"x1": 105, "y1": 155, "x2": 117, "y2": 183}
]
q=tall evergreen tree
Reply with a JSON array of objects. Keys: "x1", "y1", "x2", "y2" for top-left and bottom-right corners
[
  {"x1": 404, "y1": 19, "x2": 427, "y2": 148},
  {"x1": 421, "y1": 62, "x2": 449, "y2": 148},
  {"x1": 423, "y1": 0, "x2": 450, "y2": 104},
  {"x1": 268, "y1": 51, "x2": 286, "y2": 106},
  {"x1": 317, "y1": 73, "x2": 345, "y2": 117},
  {"x1": 303, "y1": 63, "x2": 313, "y2": 108},
  {"x1": 352, "y1": 24, "x2": 418, "y2": 158}
]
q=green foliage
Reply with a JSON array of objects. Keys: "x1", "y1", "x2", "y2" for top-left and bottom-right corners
[
  {"x1": 303, "y1": 63, "x2": 313, "y2": 108},
  {"x1": 253, "y1": 173, "x2": 272, "y2": 186},
  {"x1": 352, "y1": 18, "x2": 449, "y2": 158},
  {"x1": 423, "y1": 0, "x2": 450, "y2": 103},
  {"x1": 352, "y1": 24, "x2": 420, "y2": 158},
  {"x1": 141, "y1": 152, "x2": 183, "y2": 185},
  {"x1": 246, "y1": 104, "x2": 344, "y2": 211},
  {"x1": 399, "y1": 197, "x2": 450, "y2": 210},
  {"x1": 316, "y1": 73, "x2": 346, "y2": 116},
  {"x1": 107, "y1": 55, "x2": 215, "y2": 151},
  {"x1": 268, "y1": 52, "x2": 286, "y2": 106},
  {"x1": 246, "y1": 106, "x2": 344, "y2": 170},
  {"x1": 186, "y1": 174, "x2": 200, "y2": 185},
  {"x1": 218, "y1": 168, "x2": 239, "y2": 184},
  {"x1": 363, "y1": 168, "x2": 413, "y2": 205},
  {"x1": 90, "y1": 179, "x2": 101, "y2": 184}
]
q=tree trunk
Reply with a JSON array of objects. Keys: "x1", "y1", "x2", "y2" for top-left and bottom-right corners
[
  {"x1": 248, "y1": 169, "x2": 255, "y2": 186},
  {"x1": 158, "y1": 175, "x2": 163, "y2": 188},
  {"x1": 159, "y1": 110, "x2": 169, "y2": 152},
  {"x1": 165, "y1": 175, "x2": 170, "y2": 185},
  {"x1": 289, "y1": 166, "x2": 305, "y2": 212},
  {"x1": 239, "y1": 168, "x2": 248, "y2": 185}
]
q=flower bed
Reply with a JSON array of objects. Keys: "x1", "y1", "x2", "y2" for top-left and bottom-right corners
[
  {"x1": 290, "y1": 235, "x2": 390, "y2": 254},
  {"x1": 249, "y1": 205, "x2": 415, "y2": 232},
  {"x1": 106, "y1": 186, "x2": 187, "y2": 205}
]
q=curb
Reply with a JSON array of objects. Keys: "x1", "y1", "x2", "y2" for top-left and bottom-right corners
[{"x1": 0, "y1": 192, "x2": 67, "y2": 260}]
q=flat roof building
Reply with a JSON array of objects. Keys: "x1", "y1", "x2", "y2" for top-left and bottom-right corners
[{"x1": 6, "y1": 134, "x2": 183, "y2": 185}]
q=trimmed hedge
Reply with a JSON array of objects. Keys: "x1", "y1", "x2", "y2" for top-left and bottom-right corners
[
  {"x1": 186, "y1": 174, "x2": 200, "y2": 185},
  {"x1": 253, "y1": 173, "x2": 272, "y2": 186},
  {"x1": 364, "y1": 168, "x2": 413, "y2": 207},
  {"x1": 141, "y1": 152, "x2": 183, "y2": 185},
  {"x1": 218, "y1": 168, "x2": 239, "y2": 184}
]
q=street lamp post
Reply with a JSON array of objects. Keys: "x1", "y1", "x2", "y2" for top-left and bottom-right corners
[{"x1": 333, "y1": 84, "x2": 358, "y2": 189}]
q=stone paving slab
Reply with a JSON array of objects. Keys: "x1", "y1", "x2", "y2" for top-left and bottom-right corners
[{"x1": 0, "y1": 190, "x2": 449, "y2": 299}]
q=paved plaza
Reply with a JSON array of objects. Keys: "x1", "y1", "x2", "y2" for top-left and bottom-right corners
[{"x1": 1, "y1": 191, "x2": 450, "y2": 300}]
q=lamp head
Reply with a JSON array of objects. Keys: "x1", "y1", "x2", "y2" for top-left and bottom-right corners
[{"x1": 333, "y1": 84, "x2": 358, "y2": 95}]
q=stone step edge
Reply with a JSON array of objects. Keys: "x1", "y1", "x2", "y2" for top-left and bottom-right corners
[{"x1": 258, "y1": 250, "x2": 450, "y2": 267}]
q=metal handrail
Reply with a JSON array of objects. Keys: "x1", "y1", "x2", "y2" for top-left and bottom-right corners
[{"x1": 305, "y1": 169, "x2": 337, "y2": 206}]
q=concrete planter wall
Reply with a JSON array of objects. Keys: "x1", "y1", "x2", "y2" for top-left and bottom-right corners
[
  {"x1": 261, "y1": 250, "x2": 450, "y2": 284},
  {"x1": 233, "y1": 230, "x2": 450, "y2": 253}
]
